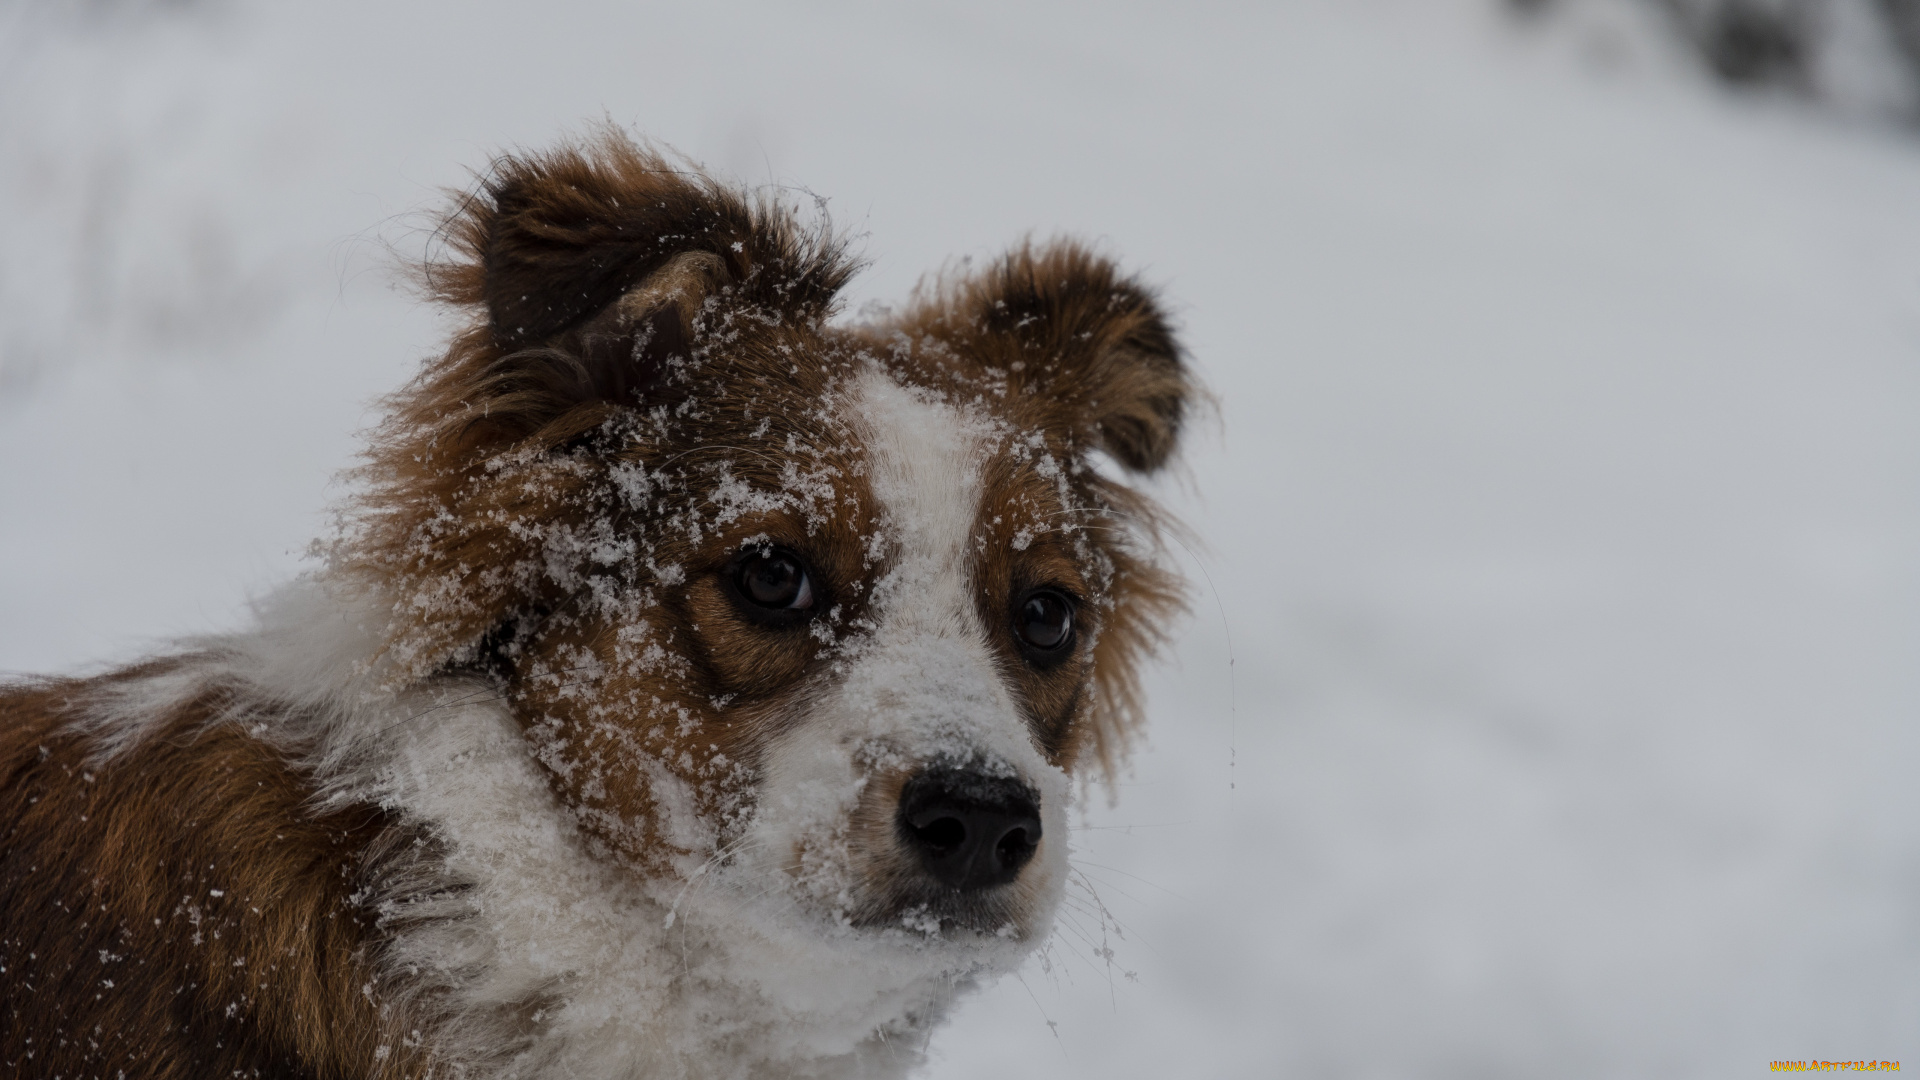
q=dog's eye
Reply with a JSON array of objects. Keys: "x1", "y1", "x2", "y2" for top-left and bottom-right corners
[
  {"x1": 735, "y1": 549, "x2": 815, "y2": 612},
  {"x1": 1014, "y1": 590, "x2": 1075, "y2": 654}
]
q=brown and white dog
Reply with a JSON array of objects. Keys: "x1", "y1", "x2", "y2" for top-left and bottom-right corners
[{"x1": 0, "y1": 132, "x2": 1190, "y2": 1079}]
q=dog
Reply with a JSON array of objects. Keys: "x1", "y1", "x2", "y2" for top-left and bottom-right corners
[{"x1": 0, "y1": 131, "x2": 1191, "y2": 1079}]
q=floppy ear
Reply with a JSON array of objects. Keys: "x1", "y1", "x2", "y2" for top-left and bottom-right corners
[
  {"x1": 941, "y1": 241, "x2": 1189, "y2": 473},
  {"x1": 416, "y1": 132, "x2": 853, "y2": 450},
  {"x1": 455, "y1": 248, "x2": 734, "y2": 448}
]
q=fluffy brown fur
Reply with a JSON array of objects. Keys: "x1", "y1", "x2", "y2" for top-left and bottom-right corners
[{"x1": 0, "y1": 667, "x2": 423, "y2": 1078}]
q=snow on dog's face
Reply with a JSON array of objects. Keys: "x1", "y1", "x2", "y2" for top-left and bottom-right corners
[{"x1": 343, "y1": 135, "x2": 1188, "y2": 949}]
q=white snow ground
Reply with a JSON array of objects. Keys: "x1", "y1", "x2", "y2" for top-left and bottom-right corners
[{"x1": 3, "y1": 1, "x2": 1918, "y2": 1077}]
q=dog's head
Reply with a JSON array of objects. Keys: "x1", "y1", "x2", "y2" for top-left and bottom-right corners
[{"x1": 344, "y1": 133, "x2": 1189, "y2": 947}]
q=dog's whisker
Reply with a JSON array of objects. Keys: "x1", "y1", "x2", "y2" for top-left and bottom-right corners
[
  {"x1": 1011, "y1": 971, "x2": 1071, "y2": 1059},
  {"x1": 1067, "y1": 820, "x2": 1192, "y2": 832},
  {"x1": 661, "y1": 833, "x2": 774, "y2": 930},
  {"x1": 1069, "y1": 860, "x2": 1189, "y2": 904}
]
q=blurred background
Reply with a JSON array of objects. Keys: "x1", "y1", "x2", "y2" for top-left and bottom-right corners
[{"x1": 3, "y1": 0, "x2": 1917, "y2": 1075}]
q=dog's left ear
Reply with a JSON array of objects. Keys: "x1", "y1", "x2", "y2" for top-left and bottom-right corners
[{"x1": 937, "y1": 241, "x2": 1189, "y2": 473}]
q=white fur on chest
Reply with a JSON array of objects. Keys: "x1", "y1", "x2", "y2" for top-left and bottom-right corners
[{"x1": 354, "y1": 680, "x2": 1009, "y2": 1080}]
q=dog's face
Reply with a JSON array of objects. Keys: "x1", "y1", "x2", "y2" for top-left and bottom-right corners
[{"x1": 346, "y1": 137, "x2": 1187, "y2": 948}]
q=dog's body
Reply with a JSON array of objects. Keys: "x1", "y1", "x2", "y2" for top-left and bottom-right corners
[{"x1": 0, "y1": 134, "x2": 1189, "y2": 1079}]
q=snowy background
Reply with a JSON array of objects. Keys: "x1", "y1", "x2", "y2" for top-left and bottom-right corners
[{"x1": 3, "y1": 1, "x2": 1918, "y2": 1076}]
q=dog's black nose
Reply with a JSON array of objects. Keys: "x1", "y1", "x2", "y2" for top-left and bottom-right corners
[{"x1": 896, "y1": 768, "x2": 1042, "y2": 892}]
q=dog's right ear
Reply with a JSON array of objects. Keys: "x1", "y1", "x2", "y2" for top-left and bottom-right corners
[
  {"x1": 415, "y1": 132, "x2": 853, "y2": 452},
  {"x1": 452, "y1": 248, "x2": 734, "y2": 449}
]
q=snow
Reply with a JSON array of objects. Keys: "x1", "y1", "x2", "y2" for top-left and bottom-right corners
[{"x1": 3, "y1": 0, "x2": 1918, "y2": 1076}]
